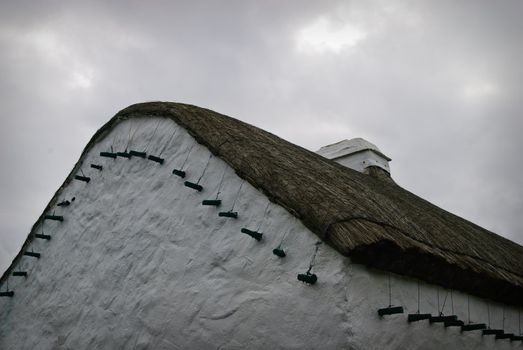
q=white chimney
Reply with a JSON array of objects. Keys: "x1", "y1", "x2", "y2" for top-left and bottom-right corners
[{"x1": 316, "y1": 138, "x2": 391, "y2": 174}]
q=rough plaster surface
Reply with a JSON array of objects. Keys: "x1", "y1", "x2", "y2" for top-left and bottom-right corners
[{"x1": 0, "y1": 117, "x2": 521, "y2": 350}]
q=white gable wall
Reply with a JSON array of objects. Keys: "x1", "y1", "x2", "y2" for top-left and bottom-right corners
[{"x1": 0, "y1": 117, "x2": 520, "y2": 349}]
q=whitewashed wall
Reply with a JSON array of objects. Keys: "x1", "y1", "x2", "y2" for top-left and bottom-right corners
[{"x1": 0, "y1": 117, "x2": 521, "y2": 350}]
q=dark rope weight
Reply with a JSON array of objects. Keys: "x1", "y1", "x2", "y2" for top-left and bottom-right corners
[
  {"x1": 219, "y1": 180, "x2": 242, "y2": 219},
  {"x1": 172, "y1": 142, "x2": 196, "y2": 178},
  {"x1": 147, "y1": 155, "x2": 164, "y2": 164},
  {"x1": 241, "y1": 228, "x2": 262, "y2": 241},
  {"x1": 273, "y1": 222, "x2": 290, "y2": 258},
  {"x1": 218, "y1": 211, "x2": 238, "y2": 219},
  {"x1": 0, "y1": 280, "x2": 14, "y2": 297},
  {"x1": 184, "y1": 153, "x2": 212, "y2": 192},
  {"x1": 297, "y1": 273, "x2": 317, "y2": 285},
  {"x1": 442, "y1": 291, "x2": 463, "y2": 327},
  {"x1": 377, "y1": 274, "x2": 404, "y2": 316},
  {"x1": 495, "y1": 333, "x2": 514, "y2": 340},
  {"x1": 23, "y1": 251, "x2": 40, "y2": 259},
  {"x1": 100, "y1": 151, "x2": 117, "y2": 159},
  {"x1": 429, "y1": 289, "x2": 457, "y2": 323},
  {"x1": 12, "y1": 258, "x2": 27, "y2": 277},
  {"x1": 184, "y1": 181, "x2": 203, "y2": 192},
  {"x1": 74, "y1": 169, "x2": 90, "y2": 183},
  {"x1": 173, "y1": 169, "x2": 186, "y2": 178},
  {"x1": 57, "y1": 200, "x2": 70, "y2": 207},
  {"x1": 34, "y1": 224, "x2": 51, "y2": 240},
  {"x1": 203, "y1": 165, "x2": 226, "y2": 207},
  {"x1": 462, "y1": 323, "x2": 486, "y2": 331},
  {"x1": 130, "y1": 150, "x2": 147, "y2": 158},
  {"x1": 240, "y1": 201, "x2": 270, "y2": 242},
  {"x1": 461, "y1": 295, "x2": 486, "y2": 331},
  {"x1": 429, "y1": 315, "x2": 457, "y2": 323},
  {"x1": 487, "y1": 307, "x2": 513, "y2": 339},
  {"x1": 297, "y1": 242, "x2": 321, "y2": 285},
  {"x1": 408, "y1": 281, "x2": 431, "y2": 322},
  {"x1": 272, "y1": 247, "x2": 286, "y2": 258},
  {"x1": 74, "y1": 175, "x2": 90, "y2": 183},
  {"x1": 444, "y1": 319, "x2": 464, "y2": 328},
  {"x1": 116, "y1": 151, "x2": 131, "y2": 159},
  {"x1": 44, "y1": 215, "x2": 63, "y2": 222}
]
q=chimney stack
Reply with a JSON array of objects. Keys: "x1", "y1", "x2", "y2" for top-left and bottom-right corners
[{"x1": 316, "y1": 138, "x2": 392, "y2": 177}]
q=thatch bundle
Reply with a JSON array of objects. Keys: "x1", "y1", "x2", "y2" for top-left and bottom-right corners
[{"x1": 2, "y1": 102, "x2": 522, "y2": 306}]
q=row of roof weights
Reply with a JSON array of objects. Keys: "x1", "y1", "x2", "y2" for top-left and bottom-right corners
[
  {"x1": 378, "y1": 278, "x2": 523, "y2": 341},
  {"x1": 1, "y1": 124, "x2": 322, "y2": 297}
]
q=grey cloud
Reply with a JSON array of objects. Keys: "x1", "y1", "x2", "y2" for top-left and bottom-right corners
[{"x1": 1, "y1": 0, "x2": 522, "y2": 274}]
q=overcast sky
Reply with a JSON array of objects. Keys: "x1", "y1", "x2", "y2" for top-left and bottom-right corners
[{"x1": 1, "y1": 0, "x2": 522, "y2": 275}]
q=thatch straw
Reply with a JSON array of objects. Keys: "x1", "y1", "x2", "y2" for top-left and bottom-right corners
[{"x1": 2, "y1": 102, "x2": 522, "y2": 306}]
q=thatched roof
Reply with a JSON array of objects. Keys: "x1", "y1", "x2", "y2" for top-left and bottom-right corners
[{"x1": 2, "y1": 102, "x2": 523, "y2": 306}]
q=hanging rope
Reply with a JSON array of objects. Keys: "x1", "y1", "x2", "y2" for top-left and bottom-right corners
[
  {"x1": 158, "y1": 126, "x2": 179, "y2": 157},
  {"x1": 518, "y1": 309, "x2": 521, "y2": 335},
  {"x1": 256, "y1": 201, "x2": 271, "y2": 231},
  {"x1": 197, "y1": 154, "x2": 213, "y2": 184},
  {"x1": 110, "y1": 131, "x2": 117, "y2": 151},
  {"x1": 307, "y1": 242, "x2": 322, "y2": 274},
  {"x1": 440, "y1": 290, "x2": 449, "y2": 316},
  {"x1": 408, "y1": 281, "x2": 431, "y2": 322},
  {"x1": 467, "y1": 295, "x2": 471, "y2": 324},
  {"x1": 273, "y1": 218, "x2": 292, "y2": 257},
  {"x1": 17, "y1": 258, "x2": 24, "y2": 274},
  {"x1": 34, "y1": 222, "x2": 50, "y2": 239},
  {"x1": 180, "y1": 143, "x2": 196, "y2": 170},
  {"x1": 417, "y1": 281, "x2": 421, "y2": 313},
  {"x1": 275, "y1": 219, "x2": 294, "y2": 254},
  {"x1": 437, "y1": 289, "x2": 440, "y2": 316},
  {"x1": 214, "y1": 164, "x2": 227, "y2": 200},
  {"x1": 296, "y1": 242, "x2": 321, "y2": 285},
  {"x1": 378, "y1": 275, "x2": 404, "y2": 315},
  {"x1": 0, "y1": 277, "x2": 13, "y2": 297},
  {"x1": 143, "y1": 120, "x2": 162, "y2": 152},
  {"x1": 487, "y1": 302, "x2": 491, "y2": 328},
  {"x1": 230, "y1": 180, "x2": 244, "y2": 212},
  {"x1": 125, "y1": 121, "x2": 136, "y2": 151},
  {"x1": 278, "y1": 228, "x2": 289, "y2": 248},
  {"x1": 388, "y1": 274, "x2": 392, "y2": 307},
  {"x1": 128, "y1": 122, "x2": 148, "y2": 157},
  {"x1": 450, "y1": 290, "x2": 454, "y2": 315}
]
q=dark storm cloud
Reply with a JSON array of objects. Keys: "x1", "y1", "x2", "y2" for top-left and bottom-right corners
[{"x1": 1, "y1": 0, "x2": 522, "y2": 273}]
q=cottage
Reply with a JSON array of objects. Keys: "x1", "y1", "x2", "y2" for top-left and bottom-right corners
[{"x1": 1, "y1": 102, "x2": 522, "y2": 349}]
